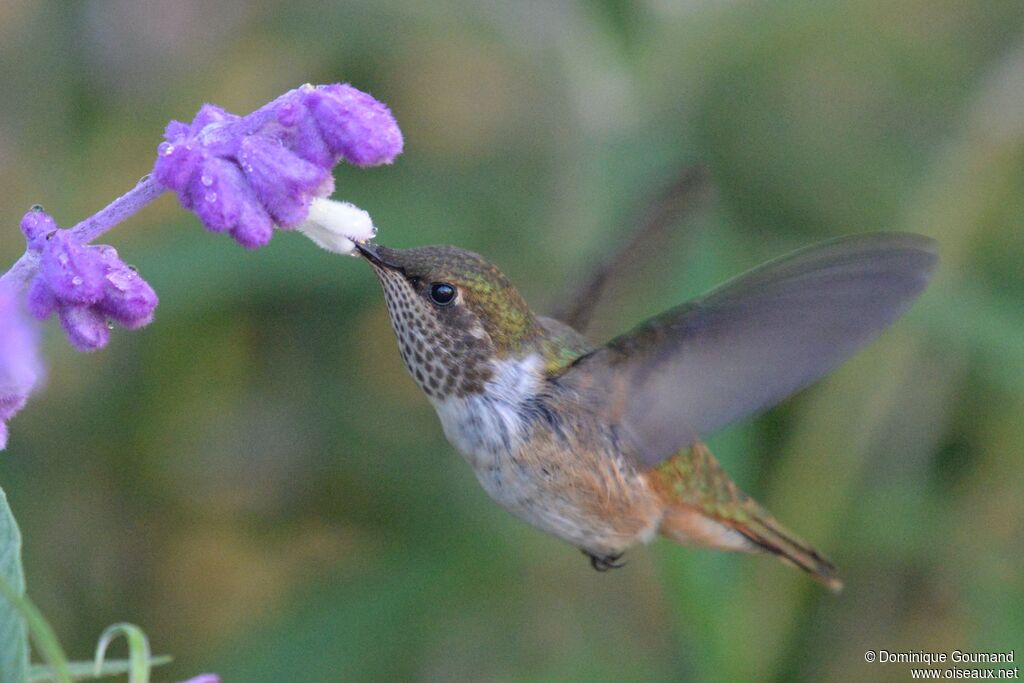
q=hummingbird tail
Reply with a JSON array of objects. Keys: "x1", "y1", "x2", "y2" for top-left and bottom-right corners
[
  {"x1": 649, "y1": 442, "x2": 844, "y2": 592},
  {"x1": 726, "y1": 513, "x2": 844, "y2": 593}
]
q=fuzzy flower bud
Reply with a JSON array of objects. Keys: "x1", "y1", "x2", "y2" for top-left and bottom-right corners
[
  {"x1": 297, "y1": 197, "x2": 376, "y2": 255},
  {"x1": 153, "y1": 83, "x2": 402, "y2": 249},
  {"x1": 0, "y1": 286, "x2": 42, "y2": 450},
  {"x1": 237, "y1": 136, "x2": 332, "y2": 227},
  {"x1": 21, "y1": 209, "x2": 158, "y2": 352},
  {"x1": 304, "y1": 84, "x2": 405, "y2": 167}
]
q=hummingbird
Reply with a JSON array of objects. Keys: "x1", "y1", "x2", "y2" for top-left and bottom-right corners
[{"x1": 355, "y1": 232, "x2": 937, "y2": 590}]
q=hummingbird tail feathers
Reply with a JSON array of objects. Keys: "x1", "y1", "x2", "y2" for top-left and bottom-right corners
[
  {"x1": 727, "y1": 513, "x2": 844, "y2": 592},
  {"x1": 649, "y1": 442, "x2": 843, "y2": 592}
]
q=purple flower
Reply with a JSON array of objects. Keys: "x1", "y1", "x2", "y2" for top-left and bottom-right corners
[
  {"x1": 178, "y1": 676, "x2": 220, "y2": 683},
  {"x1": 21, "y1": 209, "x2": 158, "y2": 352},
  {"x1": 0, "y1": 285, "x2": 42, "y2": 450},
  {"x1": 153, "y1": 83, "x2": 403, "y2": 249},
  {"x1": 237, "y1": 135, "x2": 332, "y2": 228},
  {"x1": 304, "y1": 84, "x2": 405, "y2": 167}
]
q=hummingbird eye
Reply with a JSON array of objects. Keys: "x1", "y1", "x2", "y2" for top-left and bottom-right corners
[{"x1": 429, "y1": 282, "x2": 457, "y2": 306}]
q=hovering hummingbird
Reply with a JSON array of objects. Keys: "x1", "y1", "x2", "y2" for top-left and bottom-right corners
[{"x1": 355, "y1": 233, "x2": 937, "y2": 590}]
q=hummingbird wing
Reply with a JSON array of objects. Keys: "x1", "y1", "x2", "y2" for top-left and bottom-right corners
[{"x1": 554, "y1": 232, "x2": 938, "y2": 467}]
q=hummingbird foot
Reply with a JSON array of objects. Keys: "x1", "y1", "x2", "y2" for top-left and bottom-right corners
[{"x1": 583, "y1": 550, "x2": 626, "y2": 572}]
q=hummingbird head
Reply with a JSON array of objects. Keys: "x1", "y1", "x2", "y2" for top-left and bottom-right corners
[{"x1": 356, "y1": 242, "x2": 541, "y2": 400}]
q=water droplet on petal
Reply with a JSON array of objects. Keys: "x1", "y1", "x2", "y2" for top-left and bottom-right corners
[
  {"x1": 205, "y1": 192, "x2": 217, "y2": 203},
  {"x1": 31, "y1": 204, "x2": 44, "y2": 212},
  {"x1": 138, "y1": 173, "x2": 151, "y2": 185},
  {"x1": 128, "y1": 264, "x2": 138, "y2": 272},
  {"x1": 71, "y1": 276, "x2": 83, "y2": 286},
  {"x1": 106, "y1": 270, "x2": 132, "y2": 291},
  {"x1": 158, "y1": 142, "x2": 174, "y2": 156},
  {"x1": 106, "y1": 320, "x2": 115, "y2": 330},
  {"x1": 58, "y1": 254, "x2": 69, "y2": 265},
  {"x1": 200, "y1": 174, "x2": 213, "y2": 187}
]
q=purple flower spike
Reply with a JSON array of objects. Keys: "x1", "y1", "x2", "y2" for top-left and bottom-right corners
[
  {"x1": 0, "y1": 286, "x2": 42, "y2": 450},
  {"x1": 190, "y1": 103, "x2": 238, "y2": 135},
  {"x1": 26, "y1": 278, "x2": 57, "y2": 320},
  {"x1": 238, "y1": 136, "x2": 332, "y2": 228},
  {"x1": 58, "y1": 305, "x2": 110, "y2": 351},
  {"x1": 153, "y1": 140, "x2": 202, "y2": 195},
  {"x1": 93, "y1": 246, "x2": 158, "y2": 329},
  {"x1": 276, "y1": 91, "x2": 334, "y2": 169},
  {"x1": 20, "y1": 208, "x2": 57, "y2": 249},
  {"x1": 305, "y1": 84, "x2": 404, "y2": 167},
  {"x1": 38, "y1": 230, "x2": 108, "y2": 304},
  {"x1": 182, "y1": 156, "x2": 275, "y2": 248},
  {"x1": 230, "y1": 200, "x2": 274, "y2": 249},
  {"x1": 21, "y1": 209, "x2": 159, "y2": 351},
  {"x1": 152, "y1": 82, "x2": 402, "y2": 247}
]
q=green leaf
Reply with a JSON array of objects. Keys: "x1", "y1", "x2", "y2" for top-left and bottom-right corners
[
  {"x1": 0, "y1": 577, "x2": 71, "y2": 683},
  {"x1": 27, "y1": 657, "x2": 171, "y2": 682},
  {"x1": 0, "y1": 485, "x2": 30, "y2": 683},
  {"x1": 92, "y1": 624, "x2": 151, "y2": 683}
]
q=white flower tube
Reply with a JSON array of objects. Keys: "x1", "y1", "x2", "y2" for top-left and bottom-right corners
[{"x1": 297, "y1": 198, "x2": 377, "y2": 255}]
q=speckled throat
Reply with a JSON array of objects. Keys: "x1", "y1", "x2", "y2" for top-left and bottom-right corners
[{"x1": 369, "y1": 263, "x2": 495, "y2": 400}]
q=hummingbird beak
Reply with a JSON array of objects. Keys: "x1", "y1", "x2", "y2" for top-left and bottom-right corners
[{"x1": 354, "y1": 242, "x2": 403, "y2": 271}]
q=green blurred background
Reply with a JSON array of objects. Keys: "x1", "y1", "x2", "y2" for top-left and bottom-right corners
[{"x1": 1, "y1": 1, "x2": 1022, "y2": 681}]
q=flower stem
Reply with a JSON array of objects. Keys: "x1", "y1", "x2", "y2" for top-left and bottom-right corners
[
  {"x1": 0, "y1": 252, "x2": 40, "y2": 292},
  {"x1": 69, "y1": 174, "x2": 165, "y2": 243},
  {"x1": 0, "y1": 175, "x2": 166, "y2": 291}
]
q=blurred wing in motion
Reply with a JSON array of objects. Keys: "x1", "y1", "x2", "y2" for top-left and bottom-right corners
[{"x1": 555, "y1": 232, "x2": 939, "y2": 467}]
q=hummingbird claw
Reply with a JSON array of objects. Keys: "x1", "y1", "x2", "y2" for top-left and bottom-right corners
[{"x1": 583, "y1": 550, "x2": 626, "y2": 572}]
